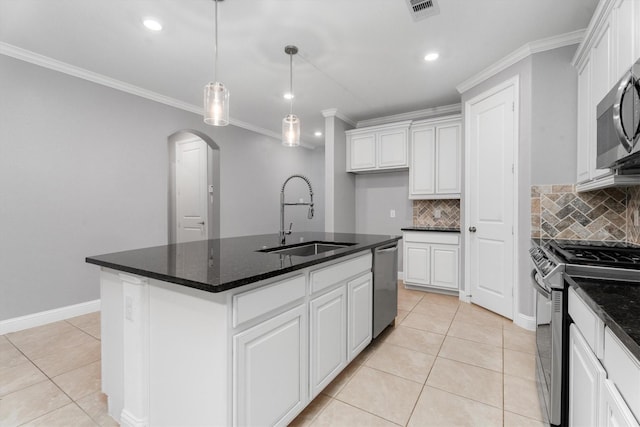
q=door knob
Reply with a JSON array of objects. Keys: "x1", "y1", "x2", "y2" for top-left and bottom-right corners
[{"x1": 469, "y1": 226, "x2": 477, "y2": 232}]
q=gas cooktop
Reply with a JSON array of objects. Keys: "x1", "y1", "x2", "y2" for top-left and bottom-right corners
[{"x1": 547, "y1": 240, "x2": 640, "y2": 270}]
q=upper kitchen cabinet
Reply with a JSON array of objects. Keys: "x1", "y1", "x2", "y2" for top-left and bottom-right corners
[
  {"x1": 409, "y1": 115, "x2": 461, "y2": 199},
  {"x1": 574, "y1": 0, "x2": 640, "y2": 191},
  {"x1": 346, "y1": 121, "x2": 411, "y2": 173}
]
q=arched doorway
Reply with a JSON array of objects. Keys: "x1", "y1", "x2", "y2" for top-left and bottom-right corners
[{"x1": 168, "y1": 130, "x2": 220, "y2": 244}]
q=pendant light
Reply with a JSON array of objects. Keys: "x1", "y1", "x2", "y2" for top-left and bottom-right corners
[
  {"x1": 282, "y1": 45, "x2": 300, "y2": 147},
  {"x1": 204, "y1": 0, "x2": 229, "y2": 126}
]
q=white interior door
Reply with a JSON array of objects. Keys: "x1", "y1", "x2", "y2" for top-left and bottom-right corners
[
  {"x1": 176, "y1": 139, "x2": 208, "y2": 243},
  {"x1": 466, "y1": 80, "x2": 516, "y2": 319}
]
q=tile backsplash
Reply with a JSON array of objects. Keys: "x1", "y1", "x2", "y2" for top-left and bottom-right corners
[
  {"x1": 413, "y1": 199, "x2": 460, "y2": 228},
  {"x1": 531, "y1": 184, "x2": 640, "y2": 244}
]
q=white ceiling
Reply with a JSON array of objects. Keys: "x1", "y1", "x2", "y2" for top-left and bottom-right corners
[{"x1": 0, "y1": 0, "x2": 598, "y2": 147}]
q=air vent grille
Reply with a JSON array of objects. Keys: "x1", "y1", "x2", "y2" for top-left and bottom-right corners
[{"x1": 406, "y1": 0, "x2": 440, "y2": 21}]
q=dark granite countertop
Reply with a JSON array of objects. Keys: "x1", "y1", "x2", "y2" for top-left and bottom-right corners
[
  {"x1": 86, "y1": 232, "x2": 401, "y2": 293},
  {"x1": 401, "y1": 226, "x2": 460, "y2": 233},
  {"x1": 566, "y1": 275, "x2": 640, "y2": 360}
]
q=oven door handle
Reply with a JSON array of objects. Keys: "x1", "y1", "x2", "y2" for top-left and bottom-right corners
[{"x1": 531, "y1": 269, "x2": 551, "y2": 299}]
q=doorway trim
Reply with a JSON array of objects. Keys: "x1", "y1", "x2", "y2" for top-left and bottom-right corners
[
  {"x1": 463, "y1": 75, "x2": 520, "y2": 322},
  {"x1": 168, "y1": 130, "x2": 220, "y2": 244}
]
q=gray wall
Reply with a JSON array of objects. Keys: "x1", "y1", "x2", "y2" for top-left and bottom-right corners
[
  {"x1": 460, "y1": 44, "x2": 577, "y2": 321},
  {"x1": 355, "y1": 171, "x2": 412, "y2": 270},
  {"x1": 324, "y1": 114, "x2": 355, "y2": 233},
  {"x1": 0, "y1": 55, "x2": 324, "y2": 321},
  {"x1": 531, "y1": 45, "x2": 578, "y2": 184}
]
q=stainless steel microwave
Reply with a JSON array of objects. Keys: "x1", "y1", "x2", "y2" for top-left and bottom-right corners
[{"x1": 596, "y1": 59, "x2": 640, "y2": 171}]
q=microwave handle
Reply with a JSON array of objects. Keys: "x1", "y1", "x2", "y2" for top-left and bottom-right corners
[{"x1": 613, "y1": 70, "x2": 637, "y2": 152}]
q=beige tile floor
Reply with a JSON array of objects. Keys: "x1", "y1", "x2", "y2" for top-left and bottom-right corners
[{"x1": 0, "y1": 284, "x2": 546, "y2": 426}]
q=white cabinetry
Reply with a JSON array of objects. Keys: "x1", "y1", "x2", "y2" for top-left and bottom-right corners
[
  {"x1": 409, "y1": 116, "x2": 461, "y2": 199},
  {"x1": 309, "y1": 286, "x2": 347, "y2": 398},
  {"x1": 234, "y1": 304, "x2": 307, "y2": 427},
  {"x1": 568, "y1": 287, "x2": 640, "y2": 427},
  {"x1": 100, "y1": 250, "x2": 376, "y2": 427},
  {"x1": 569, "y1": 324, "x2": 606, "y2": 427},
  {"x1": 346, "y1": 121, "x2": 410, "y2": 173},
  {"x1": 403, "y1": 231, "x2": 459, "y2": 291},
  {"x1": 573, "y1": 0, "x2": 640, "y2": 190},
  {"x1": 347, "y1": 272, "x2": 373, "y2": 361},
  {"x1": 308, "y1": 254, "x2": 372, "y2": 399}
]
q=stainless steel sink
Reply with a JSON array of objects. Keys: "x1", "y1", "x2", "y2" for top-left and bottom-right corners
[{"x1": 258, "y1": 242, "x2": 356, "y2": 257}]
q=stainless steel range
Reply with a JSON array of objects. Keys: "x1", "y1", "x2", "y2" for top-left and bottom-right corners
[{"x1": 529, "y1": 240, "x2": 640, "y2": 426}]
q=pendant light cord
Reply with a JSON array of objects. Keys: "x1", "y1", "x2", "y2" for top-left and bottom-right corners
[
  {"x1": 214, "y1": 0, "x2": 218, "y2": 82},
  {"x1": 289, "y1": 52, "x2": 294, "y2": 115}
]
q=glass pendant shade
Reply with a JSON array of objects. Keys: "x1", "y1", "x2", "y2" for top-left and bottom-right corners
[
  {"x1": 282, "y1": 114, "x2": 301, "y2": 147},
  {"x1": 204, "y1": 82, "x2": 229, "y2": 126}
]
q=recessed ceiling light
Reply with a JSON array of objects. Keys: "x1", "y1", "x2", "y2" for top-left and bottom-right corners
[
  {"x1": 314, "y1": 131, "x2": 322, "y2": 137},
  {"x1": 284, "y1": 93, "x2": 294, "y2": 100},
  {"x1": 143, "y1": 19, "x2": 163, "y2": 32},
  {"x1": 424, "y1": 52, "x2": 439, "y2": 61}
]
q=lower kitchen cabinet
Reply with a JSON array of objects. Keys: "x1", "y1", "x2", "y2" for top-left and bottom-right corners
[
  {"x1": 233, "y1": 304, "x2": 307, "y2": 427},
  {"x1": 569, "y1": 324, "x2": 605, "y2": 427},
  {"x1": 601, "y1": 378, "x2": 640, "y2": 427},
  {"x1": 403, "y1": 231, "x2": 459, "y2": 291},
  {"x1": 348, "y1": 272, "x2": 373, "y2": 361},
  {"x1": 569, "y1": 288, "x2": 640, "y2": 427},
  {"x1": 309, "y1": 285, "x2": 347, "y2": 398}
]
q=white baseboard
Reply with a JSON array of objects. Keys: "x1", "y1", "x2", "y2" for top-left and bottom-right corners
[
  {"x1": 0, "y1": 299, "x2": 100, "y2": 335},
  {"x1": 514, "y1": 312, "x2": 536, "y2": 331}
]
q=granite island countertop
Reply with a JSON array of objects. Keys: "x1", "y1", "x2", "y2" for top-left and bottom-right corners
[
  {"x1": 86, "y1": 232, "x2": 401, "y2": 294},
  {"x1": 401, "y1": 226, "x2": 461, "y2": 232},
  {"x1": 566, "y1": 275, "x2": 640, "y2": 360}
]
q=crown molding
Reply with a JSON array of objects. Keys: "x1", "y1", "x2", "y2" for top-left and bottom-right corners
[
  {"x1": 0, "y1": 42, "x2": 316, "y2": 148},
  {"x1": 356, "y1": 103, "x2": 461, "y2": 128},
  {"x1": 572, "y1": 0, "x2": 614, "y2": 67},
  {"x1": 321, "y1": 108, "x2": 357, "y2": 127},
  {"x1": 456, "y1": 29, "x2": 586, "y2": 94}
]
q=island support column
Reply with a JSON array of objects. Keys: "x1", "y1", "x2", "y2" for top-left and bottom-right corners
[{"x1": 119, "y1": 273, "x2": 150, "y2": 427}]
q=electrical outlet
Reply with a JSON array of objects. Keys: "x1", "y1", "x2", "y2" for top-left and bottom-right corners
[
  {"x1": 125, "y1": 296, "x2": 133, "y2": 321},
  {"x1": 434, "y1": 209, "x2": 442, "y2": 219},
  {"x1": 634, "y1": 208, "x2": 640, "y2": 227},
  {"x1": 390, "y1": 209, "x2": 396, "y2": 218}
]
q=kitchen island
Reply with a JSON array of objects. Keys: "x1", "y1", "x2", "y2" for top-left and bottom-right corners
[{"x1": 86, "y1": 232, "x2": 400, "y2": 427}]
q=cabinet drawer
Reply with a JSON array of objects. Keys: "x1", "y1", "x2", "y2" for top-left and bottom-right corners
[
  {"x1": 233, "y1": 275, "x2": 306, "y2": 328},
  {"x1": 569, "y1": 287, "x2": 604, "y2": 358},
  {"x1": 310, "y1": 253, "x2": 371, "y2": 294},
  {"x1": 604, "y1": 327, "x2": 640, "y2": 422},
  {"x1": 403, "y1": 231, "x2": 459, "y2": 245}
]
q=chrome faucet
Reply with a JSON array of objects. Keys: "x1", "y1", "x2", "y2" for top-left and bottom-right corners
[{"x1": 280, "y1": 174, "x2": 314, "y2": 244}]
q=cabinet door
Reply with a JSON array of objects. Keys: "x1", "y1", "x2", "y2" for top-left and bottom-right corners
[
  {"x1": 591, "y1": 18, "x2": 614, "y2": 180},
  {"x1": 309, "y1": 286, "x2": 347, "y2": 399},
  {"x1": 348, "y1": 273, "x2": 373, "y2": 361},
  {"x1": 435, "y1": 123, "x2": 461, "y2": 195},
  {"x1": 350, "y1": 133, "x2": 376, "y2": 170},
  {"x1": 600, "y1": 378, "x2": 640, "y2": 427},
  {"x1": 569, "y1": 324, "x2": 606, "y2": 427},
  {"x1": 613, "y1": 0, "x2": 635, "y2": 80},
  {"x1": 378, "y1": 128, "x2": 408, "y2": 168},
  {"x1": 404, "y1": 242, "x2": 430, "y2": 286},
  {"x1": 430, "y1": 245, "x2": 458, "y2": 290},
  {"x1": 409, "y1": 126, "x2": 436, "y2": 197},
  {"x1": 233, "y1": 304, "x2": 307, "y2": 427},
  {"x1": 576, "y1": 58, "x2": 592, "y2": 184}
]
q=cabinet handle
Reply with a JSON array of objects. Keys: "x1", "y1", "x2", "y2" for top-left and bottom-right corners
[
  {"x1": 198, "y1": 221, "x2": 205, "y2": 225},
  {"x1": 469, "y1": 226, "x2": 476, "y2": 232}
]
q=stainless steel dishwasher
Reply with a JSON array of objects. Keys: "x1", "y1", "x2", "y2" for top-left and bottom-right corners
[{"x1": 372, "y1": 243, "x2": 398, "y2": 338}]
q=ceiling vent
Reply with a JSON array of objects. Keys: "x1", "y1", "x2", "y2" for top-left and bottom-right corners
[{"x1": 406, "y1": 0, "x2": 440, "y2": 21}]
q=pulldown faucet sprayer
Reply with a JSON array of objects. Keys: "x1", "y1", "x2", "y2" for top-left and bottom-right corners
[{"x1": 280, "y1": 174, "x2": 314, "y2": 244}]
